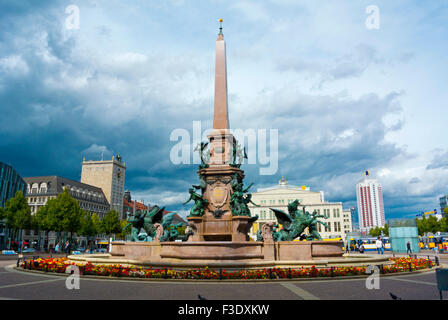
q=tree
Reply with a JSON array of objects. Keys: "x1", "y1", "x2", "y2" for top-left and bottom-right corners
[
  {"x1": 426, "y1": 215, "x2": 439, "y2": 234},
  {"x1": 438, "y1": 216, "x2": 448, "y2": 233},
  {"x1": 3, "y1": 190, "x2": 32, "y2": 252},
  {"x1": 101, "y1": 210, "x2": 122, "y2": 239},
  {"x1": 80, "y1": 212, "x2": 98, "y2": 238},
  {"x1": 42, "y1": 189, "x2": 83, "y2": 246},
  {"x1": 368, "y1": 225, "x2": 388, "y2": 237},
  {"x1": 115, "y1": 219, "x2": 131, "y2": 240}
]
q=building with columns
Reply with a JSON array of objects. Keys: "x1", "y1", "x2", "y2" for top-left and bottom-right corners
[
  {"x1": 81, "y1": 154, "x2": 126, "y2": 214},
  {"x1": 356, "y1": 170, "x2": 385, "y2": 232},
  {"x1": 248, "y1": 177, "x2": 349, "y2": 240}
]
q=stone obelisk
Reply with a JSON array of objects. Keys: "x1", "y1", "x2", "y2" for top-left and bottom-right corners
[{"x1": 188, "y1": 20, "x2": 252, "y2": 242}]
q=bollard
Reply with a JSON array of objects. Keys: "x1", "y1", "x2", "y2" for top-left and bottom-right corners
[
  {"x1": 380, "y1": 264, "x2": 384, "y2": 274},
  {"x1": 164, "y1": 267, "x2": 168, "y2": 279},
  {"x1": 118, "y1": 266, "x2": 121, "y2": 277},
  {"x1": 269, "y1": 268, "x2": 273, "y2": 279},
  {"x1": 45, "y1": 263, "x2": 48, "y2": 272},
  {"x1": 219, "y1": 268, "x2": 222, "y2": 280},
  {"x1": 16, "y1": 258, "x2": 20, "y2": 268},
  {"x1": 331, "y1": 266, "x2": 334, "y2": 277},
  {"x1": 408, "y1": 262, "x2": 412, "y2": 272},
  {"x1": 435, "y1": 256, "x2": 440, "y2": 266},
  {"x1": 288, "y1": 268, "x2": 292, "y2": 279}
]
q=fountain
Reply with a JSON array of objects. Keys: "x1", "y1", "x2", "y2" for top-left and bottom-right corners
[{"x1": 70, "y1": 21, "x2": 389, "y2": 270}]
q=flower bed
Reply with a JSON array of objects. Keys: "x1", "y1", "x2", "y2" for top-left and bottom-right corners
[{"x1": 19, "y1": 257, "x2": 435, "y2": 280}]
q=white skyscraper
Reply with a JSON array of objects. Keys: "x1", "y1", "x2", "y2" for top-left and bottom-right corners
[{"x1": 356, "y1": 170, "x2": 385, "y2": 232}]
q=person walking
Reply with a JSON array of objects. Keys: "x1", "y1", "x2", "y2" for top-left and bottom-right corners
[
  {"x1": 64, "y1": 241, "x2": 71, "y2": 254},
  {"x1": 359, "y1": 243, "x2": 365, "y2": 253},
  {"x1": 376, "y1": 237, "x2": 384, "y2": 255},
  {"x1": 407, "y1": 241, "x2": 412, "y2": 255},
  {"x1": 55, "y1": 242, "x2": 60, "y2": 253}
]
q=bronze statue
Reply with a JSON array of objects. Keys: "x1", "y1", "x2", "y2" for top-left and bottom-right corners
[
  {"x1": 230, "y1": 139, "x2": 247, "y2": 168},
  {"x1": 269, "y1": 200, "x2": 308, "y2": 241},
  {"x1": 126, "y1": 205, "x2": 186, "y2": 242},
  {"x1": 266, "y1": 200, "x2": 328, "y2": 241},
  {"x1": 229, "y1": 173, "x2": 254, "y2": 217},
  {"x1": 195, "y1": 141, "x2": 210, "y2": 169},
  {"x1": 304, "y1": 210, "x2": 328, "y2": 240},
  {"x1": 184, "y1": 187, "x2": 208, "y2": 217}
]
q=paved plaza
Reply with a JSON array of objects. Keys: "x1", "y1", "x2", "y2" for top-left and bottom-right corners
[{"x1": 0, "y1": 253, "x2": 446, "y2": 300}]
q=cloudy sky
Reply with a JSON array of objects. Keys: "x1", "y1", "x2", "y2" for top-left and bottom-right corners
[{"x1": 1, "y1": 0, "x2": 447, "y2": 221}]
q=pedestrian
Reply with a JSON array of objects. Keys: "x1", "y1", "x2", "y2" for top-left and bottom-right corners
[
  {"x1": 376, "y1": 237, "x2": 384, "y2": 255},
  {"x1": 345, "y1": 242, "x2": 350, "y2": 253},
  {"x1": 64, "y1": 241, "x2": 71, "y2": 254},
  {"x1": 407, "y1": 241, "x2": 412, "y2": 255},
  {"x1": 359, "y1": 243, "x2": 365, "y2": 253},
  {"x1": 55, "y1": 242, "x2": 60, "y2": 253}
]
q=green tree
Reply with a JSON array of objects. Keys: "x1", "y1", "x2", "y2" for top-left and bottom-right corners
[
  {"x1": 417, "y1": 216, "x2": 426, "y2": 235},
  {"x1": 80, "y1": 212, "x2": 98, "y2": 237},
  {"x1": 79, "y1": 212, "x2": 100, "y2": 249},
  {"x1": 116, "y1": 219, "x2": 131, "y2": 240},
  {"x1": 3, "y1": 190, "x2": 32, "y2": 252},
  {"x1": 426, "y1": 215, "x2": 439, "y2": 234},
  {"x1": 437, "y1": 215, "x2": 448, "y2": 233},
  {"x1": 91, "y1": 213, "x2": 102, "y2": 237},
  {"x1": 46, "y1": 189, "x2": 83, "y2": 246},
  {"x1": 101, "y1": 210, "x2": 122, "y2": 239}
]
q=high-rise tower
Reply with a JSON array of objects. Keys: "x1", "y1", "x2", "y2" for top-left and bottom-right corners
[
  {"x1": 356, "y1": 170, "x2": 385, "y2": 232},
  {"x1": 81, "y1": 154, "x2": 126, "y2": 214}
]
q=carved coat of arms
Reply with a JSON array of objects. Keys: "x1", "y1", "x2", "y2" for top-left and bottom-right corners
[{"x1": 209, "y1": 182, "x2": 229, "y2": 208}]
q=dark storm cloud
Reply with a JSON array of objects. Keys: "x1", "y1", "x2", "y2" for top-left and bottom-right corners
[
  {"x1": 0, "y1": 1, "x2": 211, "y2": 213},
  {"x1": 1, "y1": 1, "x2": 446, "y2": 220}
]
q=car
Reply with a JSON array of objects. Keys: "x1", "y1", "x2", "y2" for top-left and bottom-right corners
[{"x1": 1, "y1": 250, "x2": 17, "y2": 255}]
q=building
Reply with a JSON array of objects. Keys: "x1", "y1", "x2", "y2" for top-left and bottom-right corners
[
  {"x1": 123, "y1": 190, "x2": 149, "y2": 220},
  {"x1": 122, "y1": 190, "x2": 187, "y2": 225},
  {"x1": 247, "y1": 177, "x2": 347, "y2": 240},
  {"x1": 24, "y1": 176, "x2": 110, "y2": 217},
  {"x1": 440, "y1": 195, "x2": 447, "y2": 216},
  {"x1": 81, "y1": 154, "x2": 126, "y2": 214},
  {"x1": 342, "y1": 208, "x2": 353, "y2": 234},
  {"x1": 0, "y1": 161, "x2": 27, "y2": 249},
  {"x1": 23, "y1": 176, "x2": 110, "y2": 249},
  {"x1": 356, "y1": 170, "x2": 385, "y2": 232}
]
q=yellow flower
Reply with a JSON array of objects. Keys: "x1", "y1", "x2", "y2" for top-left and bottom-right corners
[{"x1": 218, "y1": 18, "x2": 223, "y2": 23}]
